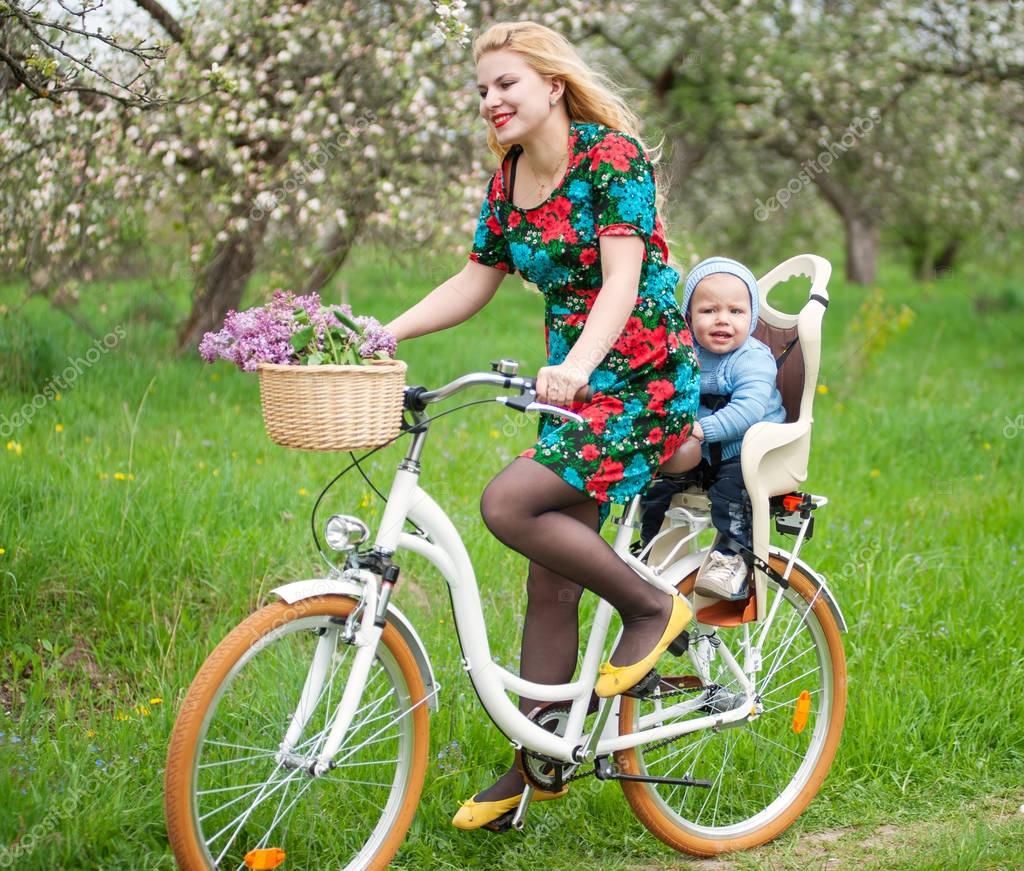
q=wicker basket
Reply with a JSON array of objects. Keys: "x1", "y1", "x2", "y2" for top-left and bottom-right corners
[{"x1": 257, "y1": 359, "x2": 407, "y2": 452}]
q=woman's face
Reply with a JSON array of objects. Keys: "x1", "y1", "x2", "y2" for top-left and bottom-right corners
[
  {"x1": 689, "y1": 275, "x2": 752, "y2": 354},
  {"x1": 476, "y1": 48, "x2": 559, "y2": 145}
]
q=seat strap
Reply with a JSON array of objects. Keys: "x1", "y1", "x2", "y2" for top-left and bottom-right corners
[{"x1": 774, "y1": 336, "x2": 799, "y2": 369}]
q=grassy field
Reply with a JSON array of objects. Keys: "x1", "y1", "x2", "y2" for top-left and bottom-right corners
[{"x1": 1, "y1": 248, "x2": 1023, "y2": 869}]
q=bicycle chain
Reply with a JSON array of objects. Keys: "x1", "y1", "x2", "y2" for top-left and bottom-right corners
[{"x1": 530, "y1": 686, "x2": 701, "y2": 786}]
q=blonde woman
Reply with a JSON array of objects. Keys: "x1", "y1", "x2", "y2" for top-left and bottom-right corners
[{"x1": 385, "y1": 21, "x2": 700, "y2": 830}]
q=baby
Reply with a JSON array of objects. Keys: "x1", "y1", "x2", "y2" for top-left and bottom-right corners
[{"x1": 642, "y1": 256, "x2": 786, "y2": 600}]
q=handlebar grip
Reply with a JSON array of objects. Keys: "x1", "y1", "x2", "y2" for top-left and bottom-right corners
[{"x1": 521, "y1": 379, "x2": 593, "y2": 405}]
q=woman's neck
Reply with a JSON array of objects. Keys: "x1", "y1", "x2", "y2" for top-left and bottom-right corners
[{"x1": 517, "y1": 113, "x2": 571, "y2": 177}]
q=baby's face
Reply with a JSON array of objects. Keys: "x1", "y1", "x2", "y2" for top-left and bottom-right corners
[{"x1": 689, "y1": 274, "x2": 752, "y2": 354}]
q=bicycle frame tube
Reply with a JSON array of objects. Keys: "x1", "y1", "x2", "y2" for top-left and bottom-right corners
[{"x1": 375, "y1": 452, "x2": 756, "y2": 763}]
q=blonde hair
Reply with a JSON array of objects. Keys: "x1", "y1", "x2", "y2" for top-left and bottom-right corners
[{"x1": 472, "y1": 21, "x2": 660, "y2": 164}]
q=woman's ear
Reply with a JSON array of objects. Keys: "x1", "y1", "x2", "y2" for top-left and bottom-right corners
[{"x1": 549, "y1": 77, "x2": 566, "y2": 104}]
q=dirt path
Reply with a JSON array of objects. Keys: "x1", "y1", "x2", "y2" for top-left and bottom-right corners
[{"x1": 628, "y1": 796, "x2": 1024, "y2": 870}]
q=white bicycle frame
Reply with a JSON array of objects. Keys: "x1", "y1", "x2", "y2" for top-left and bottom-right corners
[{"x1": 271, "y1": 373, "x2": 842, "y2": 778}]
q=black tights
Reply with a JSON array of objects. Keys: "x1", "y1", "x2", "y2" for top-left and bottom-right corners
[{"x1": 473, "y1": 457, "x2": 673, "y2": 801}]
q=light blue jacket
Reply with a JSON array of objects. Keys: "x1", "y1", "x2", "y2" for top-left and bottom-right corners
[{"x1": 681, "y1": 257, "x2": 786, "y2": 463}]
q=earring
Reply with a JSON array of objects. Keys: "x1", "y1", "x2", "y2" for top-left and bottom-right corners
[{"x1": 550, "y1": 99, "x2": 557, "y2": 106}]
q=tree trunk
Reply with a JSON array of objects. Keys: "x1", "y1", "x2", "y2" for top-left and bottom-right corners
[
  {"x1": 844, "y1": 213, "x2": 878, "y2": 285},
  {"x1": 934, "y1": 238, "x2": 959, "y2": 276},
  {"x1": 176, "y1": 228, "x2": 262, "y2": 353}
]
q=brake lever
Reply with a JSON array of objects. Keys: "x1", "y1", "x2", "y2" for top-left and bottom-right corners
[{"x1": 496, "y1": 394, "x2": 585, "y2": 424}]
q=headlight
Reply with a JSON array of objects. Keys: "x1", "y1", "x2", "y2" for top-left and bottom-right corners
[{"x1": 324, "y1": 514, "x2": 370, "y2": 552}]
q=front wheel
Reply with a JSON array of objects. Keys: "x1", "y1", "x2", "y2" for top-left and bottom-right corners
[
  {"x1": 617, "y1": 556, "x2": 846, "y2": 856},
  {"x1": 164, "y1": 596, "x2": 430, "y2": 870}
]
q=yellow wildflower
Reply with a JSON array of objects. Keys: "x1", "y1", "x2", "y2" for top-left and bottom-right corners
[
  {"x1": 55, "y1": 423, "x2": 64, "y2": 433},
  {"x1": 5, "y1": 441, "x2": 22, "y2": 455},
  {"x1": 982, "y1": 442, "x2": 991, "y2": 450},
  {"x1": 489, "y1": 429, "x2": 500, "y2": 438},
  {"x1": 869, "y1": 469, "x2": 881, "y2": 478},
  {"x1": 114, "y1": 472, "x2": 126, "y2": 481},
  {"x1": 84, "y1": 436, "x2": 93, "y2": 444},
  {"x1": 54, "y1": 392, "x2": 62, "y2": 401},
  {"x1": 135, "y1": 705, "x2": 150, "y2": 716},
  {"x1": 212, "y1": 468, "x2": 220, "y2": 477},
  {"x1": 0, "y1": 548, "x2": 5, "y2": 556},
  {"x1": 256, "y1": 458, "x2": 263, "y2": 465},
  {"x1": 817, "y1": 384, "x2": 829, "y2": 395},
  {"x1": 298, "y1": 487, "x2": 308, "y2": 496},
  {"x1": 973, "y1": 474, "x2": 984, "y2": 481},
  {"x1": 86, "y1": 729, "x2": 96, "y2": 738},
  {"x1": 115, "y1": 712, "x2": 130, "y2": 721},
  {"x1": 198, "y1": 460, "x2": 206, "y2": 469},
  {"x1": 149, "y1": 697, "x2": 163, "y2": 705}
]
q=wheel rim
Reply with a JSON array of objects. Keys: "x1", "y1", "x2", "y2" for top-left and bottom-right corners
[
  {"x1": 188, "y1": 615, "x2": 417, "y2": 869},
  {"x1": 625, "y1": 579, "x2": 836, "y2": 838}
]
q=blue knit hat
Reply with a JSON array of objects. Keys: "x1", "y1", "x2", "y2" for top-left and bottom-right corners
[{"x1": 681, "y1": 256, "x2": 760, "y2": 338}]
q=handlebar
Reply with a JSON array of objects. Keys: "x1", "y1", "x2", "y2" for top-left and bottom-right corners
[{"x1": 404, "y1": 369, "x2": 592, "y2": 424}]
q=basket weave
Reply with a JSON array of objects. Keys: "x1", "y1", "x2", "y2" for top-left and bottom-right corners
[{"x1": 257, "y1": 359, "x2": 407, "y2": 452}]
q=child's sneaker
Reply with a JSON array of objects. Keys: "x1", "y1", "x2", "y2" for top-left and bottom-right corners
[{"x1": 694, "y1": 550, "x2": 749, "y2": 601}]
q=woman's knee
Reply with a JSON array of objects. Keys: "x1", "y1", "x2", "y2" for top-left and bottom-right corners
[{"x1": 480, "y1": 475, "x2": 518, "y2": 540}]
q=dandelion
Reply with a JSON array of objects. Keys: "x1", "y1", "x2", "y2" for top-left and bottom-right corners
[
  {"x1": 982, "y1": 442, "x2": 991, "y2": 450},
  {"x1": 149, "y1": 697, "x2": 163, "y2": 705},
  {"x1": 5, "y1": 441, "x2": 22, "y2": 455},
  {"x1": 135, "y1": 705, "x2": 150, "y2": 717},
  {"x1": 115, "y1": 712, "x2": 130, "y2": 721},
  {"x1": 212, "y1": 468, "x2": 220, "y2": 477},
  {"x1": 55, "y1": 423, "x2": 64, "y2": 433},
  {"x1": 113, "y1": 472, "x2": 134, "y2": 481},
  {"x1": 817, "y1": 384, "x2": 829, "y2": 395},
  {"x1": 298, "y1": 487, "x2": 308, "y2": 496},
  {"x1": 869, "y1": 469, "x2": 880, "y2": 478},
  {"x1": 489, "y1": 429, "x2": 500, "y2": 438},
  {"x1": 86, "y1": 729, "x2": 96, "y2": 738},
  {"x1": 55, "y1": 392, "x2": 62, "y2": 401},
  {"x1": 360, "y1": 494, "x2": 371, "y2": 508},
  {"x1": 0, "y1": 548, "x2": 5, "y2": 556}
]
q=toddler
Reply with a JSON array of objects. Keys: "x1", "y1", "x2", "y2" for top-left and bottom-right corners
[{"x1": 642, "y1": 257, "x2": 786, "y2": 600}]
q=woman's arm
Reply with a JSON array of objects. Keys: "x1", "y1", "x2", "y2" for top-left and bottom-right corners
[
  {"x1": 537, "y1": 234, "x2": 644, "y2": 405},
  {"x1": 384, "y1": 260, "x2": 507, "y2": 342}
]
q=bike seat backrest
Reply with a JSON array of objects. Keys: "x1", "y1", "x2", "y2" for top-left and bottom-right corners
[{"x1": 753, "y1": 321, "x2": 803, "y2": 424}]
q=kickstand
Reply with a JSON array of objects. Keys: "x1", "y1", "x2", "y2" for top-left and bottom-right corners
[{"x1": 510, "y1": 784, "x2": 534, "y2": 830}]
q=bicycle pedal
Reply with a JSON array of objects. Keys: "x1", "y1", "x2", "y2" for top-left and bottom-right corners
[
  {"x1": 482, "y1": 811, "x2": 516, "y2": 833},
  {"x1": 668, "y1": 629, "x2": 690, "y2": 656},
  {"x1": 624, "y1": 670, "x2": 663, "y2": 698}
]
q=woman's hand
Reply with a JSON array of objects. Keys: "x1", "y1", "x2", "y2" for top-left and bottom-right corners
[
  {"x1": 692, "y1": 421, "x2": 704, "y2": 442},
  {"x1": 536, "y1": 361, "x2": 590, "y2": 407}
]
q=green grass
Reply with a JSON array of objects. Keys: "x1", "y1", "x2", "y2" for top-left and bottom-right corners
[{"x1": 1, "y1": 249, "x2": 1023, "y2": 869}]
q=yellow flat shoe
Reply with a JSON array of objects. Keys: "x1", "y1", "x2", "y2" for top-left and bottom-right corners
[
  {"x1": 594, "y1": 595, "x2": 692, "y2": 698},
  {"x1": 451, "y1": 786, "x2": 569, "y2": 830}
]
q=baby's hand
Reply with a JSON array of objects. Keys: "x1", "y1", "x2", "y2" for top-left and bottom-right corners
[{"x1": 692, "y1": 421, "x2": 705, "y2": 442}]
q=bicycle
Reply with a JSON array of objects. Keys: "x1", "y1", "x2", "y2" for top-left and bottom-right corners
[{"x1": 164, "y1": 356, "x2": 847, "y2": 869}]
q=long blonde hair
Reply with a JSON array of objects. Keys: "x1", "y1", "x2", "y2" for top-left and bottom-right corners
[{"x1": 472, "y1": 21, "x2": 660, "y2": 164}]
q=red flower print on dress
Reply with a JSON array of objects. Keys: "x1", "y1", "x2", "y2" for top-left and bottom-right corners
[
  {"x1": 521, "y1": 447, "x2": 537, "y2": 459},
  {"x1": 586, "y1": 457, "x2": 625, "y2": 502},
  {"x1": 582, "y1": 443, "x2": 600, "y2": 461},
  {"x1": 485, "y1": 214, "x2": 503, "y2": 237},
  {"x1": 508, "y1": 211, "x2": 522, "y2": 228},
  {"x1": 614, "y1": 318, "x2": 669, "y2": 370},
  {"x1": 527, "y1": 196, "x2": 578, "y2": 245},
  {"x1": 660, "y1": 431, "x2": 686, "y2": 463},
  {"x1": 580, "y1": 247, "x2": 598, "y2": 267},
  {"x1": 647, "y1": 427, "x2": 663, "y2": 444},
  {"x1": 590, "y1": 135, "x2": 639, "y2": 173},
  {"x1": 646, "y1": 379, "x2": 676, "y2": 415},
  {"x1": 580, "y1": 396, "x2": 624, "y2": 436}
]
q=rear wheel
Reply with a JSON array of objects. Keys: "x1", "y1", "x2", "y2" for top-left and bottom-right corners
[
  {"x1": 617, "y1": 557, "x2": 846, "y2": 855},
  {"x1": 164, "y1": 596, "x2": 430, "y2": 870}
]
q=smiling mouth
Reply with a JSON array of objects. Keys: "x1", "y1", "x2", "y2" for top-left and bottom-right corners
[{"x1": 492, "y1": 112, "x2": 515, "y2": 128}]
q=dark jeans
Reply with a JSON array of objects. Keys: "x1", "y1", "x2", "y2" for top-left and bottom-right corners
[{"x1": 640, "y1": 456, "x2": 752, "y2": 554}]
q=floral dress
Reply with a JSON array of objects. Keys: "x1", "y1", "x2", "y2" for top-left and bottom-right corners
[{"x1": 469, "y1": 120, "x2": 699, "y2": 506}]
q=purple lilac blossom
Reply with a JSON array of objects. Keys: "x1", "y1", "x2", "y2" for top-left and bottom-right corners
[{"x1": 198, "y1": 291, "x2": 395, "y2": 370}]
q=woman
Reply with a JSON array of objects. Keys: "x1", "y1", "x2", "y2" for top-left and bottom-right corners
[{"x1": 385, "y1": 21, "x2": 700, "y2": 830}]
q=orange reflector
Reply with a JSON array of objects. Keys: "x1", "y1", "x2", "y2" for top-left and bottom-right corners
[
  {"x1": 792, "y1": 690, "x2": 811, "y2": 734},
  {"x1": 782, "y1": 494, "x2": 803, "y2": 511},
  {"x1": 245, "y1": 848, "x2": 286, "y2": 870}
]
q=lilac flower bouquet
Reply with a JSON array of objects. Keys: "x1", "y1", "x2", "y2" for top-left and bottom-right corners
[{"x1": 198, "y1": 290, "x2": 397, "y2": 372}]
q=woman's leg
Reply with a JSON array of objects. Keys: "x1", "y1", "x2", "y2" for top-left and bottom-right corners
[{"x1": 480, "y1": 458, "x2": 674, "y2": 671}]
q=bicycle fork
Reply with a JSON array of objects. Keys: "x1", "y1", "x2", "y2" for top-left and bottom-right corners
[{"x1": 275, "y1": 572, "x2": 383, "y2": 777}]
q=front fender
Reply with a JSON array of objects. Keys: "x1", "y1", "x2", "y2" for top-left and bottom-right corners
[{"x1": 270, "y1": 578, "x2": 439, "y2": 711}]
